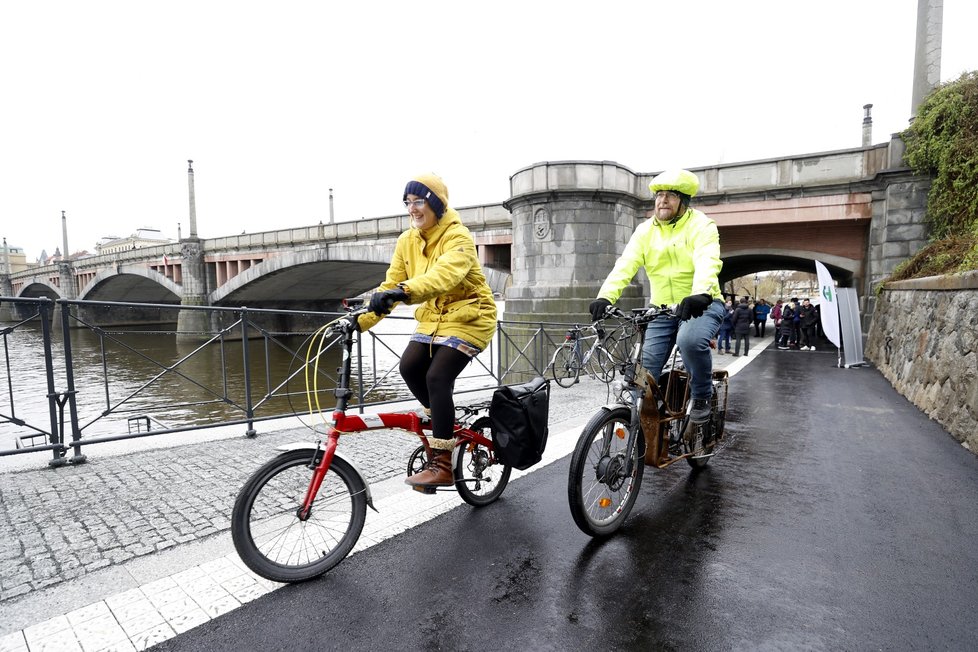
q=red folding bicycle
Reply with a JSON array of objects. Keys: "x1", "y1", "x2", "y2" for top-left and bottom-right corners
[{"x1": 230, "y1": 300, "x2": 511, "y2": 583}]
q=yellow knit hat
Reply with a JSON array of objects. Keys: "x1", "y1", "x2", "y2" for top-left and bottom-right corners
[{"x1": 404, "y1": 173, "x2": 449, "y2": 217}]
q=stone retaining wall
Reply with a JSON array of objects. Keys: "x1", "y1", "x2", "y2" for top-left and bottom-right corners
[{"x1": 865, "y1": 271, "x2": 978, "y2": 452}]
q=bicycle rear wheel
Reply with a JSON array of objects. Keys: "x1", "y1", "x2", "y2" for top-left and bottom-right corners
[
  {"x1": 686, "y1": 378, "x2": 728, "y2": 469},
  {"x1": 231, "y1": 449, "x2": 367, "y2": 582},
  {"x1": 550, "y1": 344, "x2": 582, "y2": 388},
  {"x1": 567, "y1": 406, "x2": 645, "y2": 537},
  {"x1": 685, "y1": 421, "x2": 712, "y2": 469},
  {"x1": 711, "y1": 375, "x2": 728, "y2": 441},
  {"x1": 455, "y1": 417, "x2": 512, "y2": 506}
]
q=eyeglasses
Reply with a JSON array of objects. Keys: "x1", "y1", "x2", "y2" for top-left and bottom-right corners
[
  {"x1": 403, "y1": 198, "x2": 426, "y2": 209},
  {"x1": 654, "y1": 190, "x2": 681, "y2": 201}
]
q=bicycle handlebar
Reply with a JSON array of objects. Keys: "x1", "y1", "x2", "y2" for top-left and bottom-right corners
[
  {"x1": 601, "y1": 304, "x2": 678, "y2": 324},
  {"x1": 323, "y1": 300, "x2": 371, "y2": 335}
]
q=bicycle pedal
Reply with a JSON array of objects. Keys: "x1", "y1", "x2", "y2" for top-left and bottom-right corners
[{"x1": 411, "y1": 485, "x2": 439, "y2": 495}]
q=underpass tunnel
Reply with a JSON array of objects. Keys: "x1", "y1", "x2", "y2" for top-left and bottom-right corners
[{"x1": 718, "y1": 252, "x2": 858, "y2": 302}]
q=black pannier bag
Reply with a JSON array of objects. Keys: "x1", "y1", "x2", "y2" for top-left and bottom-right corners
[{"x1": 489, "y1": 376, "x2": 550, "y2": 470}]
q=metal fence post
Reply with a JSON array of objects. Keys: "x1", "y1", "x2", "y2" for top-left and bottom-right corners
[
  {"x1": 37, "y1": 298, "x2": 67, "y2": 466},
  {"x1": 58, "y1": 299, "x2": 86, "y2": 464},
  {"x1": 240, "y1": 307, "x2": 257, "y2": 436}
]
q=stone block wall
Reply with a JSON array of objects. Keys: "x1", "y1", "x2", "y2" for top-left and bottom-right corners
[
  {"x1": 864, "y1": 173, "x2": 931, "y2": 323},
  {"x1": 505, "y1": 192, "x2": 646, "y2": 324},
  {"x1": 865, "y1": 271, "x2": 978, "y2": 452}
]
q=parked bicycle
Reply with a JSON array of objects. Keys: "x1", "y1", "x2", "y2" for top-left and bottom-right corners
[
  {"x1": 549, "y1": 318, "x2": 634, "y2": 388},
  {"x1": 231, "y1": 300, "x2": 513, "y2": 583},
  {"x1": 567, "y1": 305, "x2": 729, "y2": 537}
]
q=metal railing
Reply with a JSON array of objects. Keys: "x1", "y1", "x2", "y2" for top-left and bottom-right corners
[{"x1": 0, "y1": 296, "x2": 575, "y2": 467}]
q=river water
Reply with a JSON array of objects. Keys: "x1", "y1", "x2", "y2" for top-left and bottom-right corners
[{"x1": 1, "y1": 303, "x2": 505, "y2": 458}]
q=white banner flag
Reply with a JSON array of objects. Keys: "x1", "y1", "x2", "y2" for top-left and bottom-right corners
[{"x1": 814, "y1": 260, "x2": 841, "y2": 348}]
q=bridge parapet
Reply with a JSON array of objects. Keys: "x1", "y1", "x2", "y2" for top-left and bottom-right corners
[
  {"x1": 508, "y1": 144, "x2": 893, "y2": 207},
  {"x1": 203, "y1": 203, "x2": 510, "y2": 252},
  {"x1": 689, "y1": 143, "x2": 891, "y2": 196}
]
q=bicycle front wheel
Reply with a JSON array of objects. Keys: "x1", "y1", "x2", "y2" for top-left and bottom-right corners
[
  {"x1": 455, "y1": 417, "x2": 512, "y2": 507},
  {"x1": 550, "y1": 344, "x2": 582, "y2": 388},
  {"x1": 567, "y1": 406, "x2": 645, "y2": 537},
  {"x1": 231, "y1": 449, "x2": 367, "y2": 582}
]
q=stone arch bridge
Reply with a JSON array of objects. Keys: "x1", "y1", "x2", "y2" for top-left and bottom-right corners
[{"x1": 6, "y1": 206, "x2": 512, "y2": 311}]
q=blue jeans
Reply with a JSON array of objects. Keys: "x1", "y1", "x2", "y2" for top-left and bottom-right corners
[
  {"x1": 717, "y1": 325, "x2": 732, "y2": 351},
  {"x1": 641, "y1": 299, "x2": 724, "y2": 401}
]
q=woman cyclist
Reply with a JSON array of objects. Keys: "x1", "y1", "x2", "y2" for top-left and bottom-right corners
[{"x1": 354, "y1": 173, "x2": 497, "y2": 488}]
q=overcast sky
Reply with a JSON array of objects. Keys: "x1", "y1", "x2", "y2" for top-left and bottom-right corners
[{"x1": 3, "y1": 0, "x2": 977, "y2": 261}]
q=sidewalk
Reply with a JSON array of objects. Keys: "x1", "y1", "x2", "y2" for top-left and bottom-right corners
[{"x1": 0, "y1": 339, "x2": 766, "y2": 651}]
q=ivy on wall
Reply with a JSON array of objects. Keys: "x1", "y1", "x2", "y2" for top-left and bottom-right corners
[
  {"x1": 887, "y1": 70, "x2": 978, "y2": 282},
  {"x1": 903, "y1": 70, "x2": 978, "y2": 239}
]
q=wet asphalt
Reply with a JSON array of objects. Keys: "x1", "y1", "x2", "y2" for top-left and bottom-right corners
[{"x1": 150, "y1": 345, "x2": 978, "y2": 651}]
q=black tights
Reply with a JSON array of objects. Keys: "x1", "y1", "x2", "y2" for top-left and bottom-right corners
[{"x1": 399, "y1": 341, "x2": 471, "y2": 440}]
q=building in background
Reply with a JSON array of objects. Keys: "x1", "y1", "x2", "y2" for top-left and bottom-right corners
[
  {"x1": 2, "y1": 243, "x2": 30, "y2": 273},
  {"x1": 95, "y1": 228, "x2": 173, "y2": 255}
]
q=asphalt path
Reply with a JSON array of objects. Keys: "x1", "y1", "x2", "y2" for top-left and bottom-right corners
[{"x1": 153, "y1": 348, "x2": 978, "y2": 651}]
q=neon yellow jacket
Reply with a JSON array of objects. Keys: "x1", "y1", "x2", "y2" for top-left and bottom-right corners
[
  {"x1": 597, "y1": 208, "x2": 722, "y2": 306},
  {"x1": 357, "y1": 208, "x2": 497, "y2": 349}
]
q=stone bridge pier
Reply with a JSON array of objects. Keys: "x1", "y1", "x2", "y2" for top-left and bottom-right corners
[
  {"x1": 175, "y1": 237, "x2": 212, "y2": 338},
  {"x1": 503, "y1": 162, "x2": 650, "y2": 328}
]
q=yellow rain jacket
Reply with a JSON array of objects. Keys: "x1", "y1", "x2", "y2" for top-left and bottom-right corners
[
  {"x1": 597, "y1": 208, "x2": 722, "y2": 306},
  {"x1": 357, "y1": 208, "x2": 497, "y2": 349}
]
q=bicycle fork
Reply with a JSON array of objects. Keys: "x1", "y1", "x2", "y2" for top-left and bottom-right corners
[
  {"x1": 620, "y1": 341, "x2": 647, "y2": 475},
  {"x1": 564, "y1": 330, "x2": 584, "y2": 370},
  {"x1": 600, "y1": 345, "x2": 645, "y2": 481},
  {"x1": 622, "y1": 387, "x2": 644, "y2": 476},
  {"x1": 297, "y1": 431, "x2": 340, "y2": 521}
]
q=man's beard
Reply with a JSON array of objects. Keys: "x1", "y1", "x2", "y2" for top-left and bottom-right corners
[{"x1": 655, "y1": 208, "x2": 676, "y2": 223}]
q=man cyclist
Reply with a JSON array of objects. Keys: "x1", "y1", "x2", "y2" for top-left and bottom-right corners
[{"x1": 589, "y1": 169, "x2": 724, "y2": 423}]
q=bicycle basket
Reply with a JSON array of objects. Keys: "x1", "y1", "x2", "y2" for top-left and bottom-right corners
[{"x1": 662, "y1": 368, "x2": 689, "y2": 414}]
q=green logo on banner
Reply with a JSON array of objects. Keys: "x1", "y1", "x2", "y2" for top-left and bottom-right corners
[{"x1": 822, "y1": 285, "x2": 833, "y2": 302}]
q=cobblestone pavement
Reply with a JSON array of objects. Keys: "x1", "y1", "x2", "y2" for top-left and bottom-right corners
[{"x1": 0, "y1": 426, "x2": 422, "y2": 603}]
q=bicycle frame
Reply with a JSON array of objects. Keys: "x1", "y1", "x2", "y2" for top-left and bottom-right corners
[
  {"x1": 610, "y1": 307, "x2": 726, "y2": 468},
  {"x1": 551, "y1": 319, "x2": 631, "y2": 388},
  {"x1": 557, "y1": 327, "x2": 592, "y2": 370},
  {"x1": 296, "y1": 309, "x2": 497, "y2": 515}
]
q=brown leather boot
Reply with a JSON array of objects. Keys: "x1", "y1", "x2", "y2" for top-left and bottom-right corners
[{"x1": 405, "y1": 448, "x2": 454, "y2": 488}]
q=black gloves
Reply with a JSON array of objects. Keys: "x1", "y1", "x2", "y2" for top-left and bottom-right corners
[
  {"x1": 589, "y1": 298, "x2": 612, "y2": 321},
  {"x1": 677, "y1": 293, "x2": 713, "y2": 321},
  {"x1": 368, "y1": 288, "x2": 409, "y2": 316}
]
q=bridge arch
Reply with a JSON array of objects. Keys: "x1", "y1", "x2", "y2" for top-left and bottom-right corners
[
  {"x1": 78, "y1": 267, "x2": 181, "y2": 303},
  {"x1": 720, "y1": 250, "x2": 860, "y2": 287},
  {"x1": 15, "y1": 279, "x2": 63, "y2": 300},
  {"x1": 210, "y1": 246, "x2": 394, "y2": 307}
]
